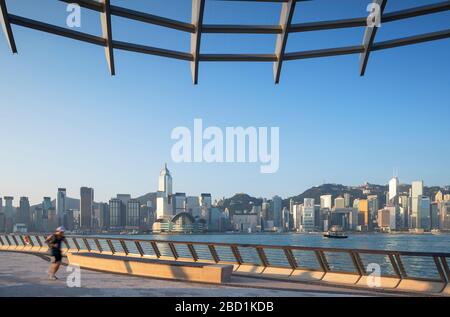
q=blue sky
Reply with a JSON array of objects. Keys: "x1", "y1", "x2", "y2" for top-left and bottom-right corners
[{"x1": 0, "y1": 0, "x2": 449, "y2": 205}]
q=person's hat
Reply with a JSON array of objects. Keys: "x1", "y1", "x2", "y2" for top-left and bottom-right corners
[{"x1": 56, "y1": 226, "x2": 66, "y2": 233}]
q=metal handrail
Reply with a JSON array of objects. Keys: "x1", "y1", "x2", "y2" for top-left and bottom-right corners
[{"x1": 1, "y1": 234, "x2": 450, "y2": 285}]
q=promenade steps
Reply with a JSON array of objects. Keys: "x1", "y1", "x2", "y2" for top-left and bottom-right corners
[{"x1": 0, "y1": 243, "x2": 448, "y2": 296}]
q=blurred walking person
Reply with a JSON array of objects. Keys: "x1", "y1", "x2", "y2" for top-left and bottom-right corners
[{"x1": 45, "y1": 227, "x2": 67, "y2": 280}]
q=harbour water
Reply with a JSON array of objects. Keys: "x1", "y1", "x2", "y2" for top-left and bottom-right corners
[
  {"x1": 122, "y1": 232, "x2": 450, "y2": 253},
  {"x1": 98, "y1": 233, "x2": 450, "y2": 279}
]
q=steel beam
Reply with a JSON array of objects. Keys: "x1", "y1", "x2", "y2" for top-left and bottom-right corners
[
  {"x1": 9, "y1": 14, "x2": 106, "y2": 46},
  {"x1": 0, "y1": 0, "x2": 17, "y2": 53},
  {"x1": 199, "y1": 53, "x2": 277, "y2": 62},
  {"x1": 202, "y1": 24, "x2": 282, "y2": 34},
  {"x1": 290, "y1": 18, "x2": 366, "y2": 33},
  {"x1": 273, "y1": 0, "x2": 296, "y2": 84},
  {"x1": 190, "y1": 0, "x2": 205, "y2": 84},
  {"x1": 359, "y1": 0, "x2": 387, "y2": 76},
  {"x1": 100, "y1": 0, "x2": 115, "y2": 75},
  {"x1": 113, "y1": 40, "x2": 193, "y2": 61},
  {"x1": 372, "y1": 29, "x2": 450, "y2": 51},
  {"x1": 284, "y1": 45, "x2": 364, "y2": 61}
]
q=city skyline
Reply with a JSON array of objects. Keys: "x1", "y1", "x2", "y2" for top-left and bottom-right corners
[
  {"x1": 1, "y1": 0, "x2": 449, "y2": 205},
  {"x1": 1, "y1": 167, "x2": 448, "y2": 206}
]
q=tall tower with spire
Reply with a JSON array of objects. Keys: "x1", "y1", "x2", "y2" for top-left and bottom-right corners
[
  {"x1": 156, "y1": 164, "x2": 173, "y2": 219},
  {"x1": 158, "y1": 163, "x2": 173, "y2": 196}
]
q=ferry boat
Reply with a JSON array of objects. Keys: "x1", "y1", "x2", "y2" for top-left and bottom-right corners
[
  {"x1": 323, "y1": 231, "x2": 348, "y2": 239},
  {"x1": 323, "y1": 226, "x2": 348, "y2": 239}
]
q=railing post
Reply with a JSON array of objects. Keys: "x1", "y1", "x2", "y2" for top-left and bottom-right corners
[
  {"x1": 230, "y1": 245, "x2": 243, "y2": 265},
  {"x1": 94, "y1": 239, "x2": 103, "y2": 253},
  {"x1": 4, "y1": 235, "x2": 11, "y2": 246},
  {"x1": 135, "y1": 241, "x2": 144, "y2": 257},
  {"x1": 150, "y1": 241, "x2": 161, "y2": 258},
  {"x1": 119, "y1": 240, "x2": 129, "y2": 255},
  {"x1": 394, "y1": 254, "x2": 408, "y2": 278},
  {"x1": 0, "y1": 235, "x2": 4, "y2": 246},
  {"x1": 82, "y1": 238, "x2": 92, "y2": 252},
  {"x1": 107, "y1": 239, "x2": 116, "y2": 254},
  {"x1": 440, "y1": 256, "x2": 450, "y2": 282},
  {"x1": 315, "y1": 250, "x2": 330, "y2": 272},
  {"x1": 284, "y1": 248, "x2": 298, "y2": 270},
  {"x1": 256, "y1": 247, "x2": 270, "y2": 268},
  {"x1": 72, "y1": 238, "x2": 81, "y2": 252},
  {"x1": 188, "y1": 243, "x2": 199, "y2": 262},
  {"x1": 208, "y1": 244, "x2": 219, "y2": 263},
  {"x1": 434, "y1": 256, "x2": 448, "y2": 283},
  {"x1": 18, "y1": 235, "x2": 26, "y2": 246},
  {"x1": 11, "y1": 235, "x2": 19, "y2": 246},
  {"x1": 35, "y1": 236, "x2": 43, "y2": 248},
  {"x1": 350, "y1": 251, "x2": 366, "y2": 276},
  {"x1": 388, "y1": 254, "x2": 402, "y2": 278},
  {"x1": 168, "y1": 242, "x2": 179, "y2": 260}
]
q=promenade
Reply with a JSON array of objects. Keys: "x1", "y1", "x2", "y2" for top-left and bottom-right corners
[{"x1": 0, "y1": 252, "x2": 394, "y2": 297}]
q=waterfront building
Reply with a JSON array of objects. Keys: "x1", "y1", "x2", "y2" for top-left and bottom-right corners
[
  {"x1": 186, "y1": 196, "x2": 201, "y2": 217},
  {"x1": 126, "y1": 199, "x2": 140, "y2": 229},
  {"x1": 281, "y1": 207, "x2": 290, "y2": 231},
  {"x1": 410, "y1": 180, "x2": 424, "y2": 228},
  {"x1": 232, "y1": 211, "x2": 259, "y2": 233},
  {"x1": 378, "y1": 207, "x2": 397, "y2": 231},
  {"x1": 272, "y1": 195, "x2": 282, "y2": 228},
  {"x1": 334, "y1": 196, "x2": 345, "y2": 209},
  {"x1": 320, "y1": 195, "x2": 332, "y2": 209},
  {"x1": 56, "y1": 188, "x2": 66, "y2": 226},
  {"x1": 3, "y1": 196, "x2": 15, "y2": 232},
  {"x1": 139, "y1": 200, "x2": 155, "y2": 232},
  {"x1": 156, "y1": 164, "x2": 173, "y2": 220},
  {"x1": 152, "y1": 212, "x2": 206, "y2": 233},
  {"x1": 368, "y1": 195, "x2": 379, "y2": 229},
  {"x1": 389, "y1": 176, "x2": 399, "y2": 204},
  {"x1": 261, "y1": 199, "x2": 271, "y2": 222},
  {"x1": 200, "y1": 193, "x2": 212, "y2": 208},
  {"x1": 0, "y1": 212, "x2": 5, "y2": 232},
  {"x1": 358, "y1": 199, "x2": 369, "y2": 229},
  {"x1": 97, "y1": 202, "x2": 109, "y2": 230},
  {"x1": 64, "y1": 209, "x2": 75, "y2": 232},
  {"x1": 174, "y1": 193, "x2": 187, "y2": 214},
  {"x1": 435, "y1": 190, "x2": 444, "y2": 202},
  {"x1": 292, "y1": 203, "x2": 302, "y2": 231},
  {"x1": 431, "y1": 202, "x2": 439, "y2": 230},
  {"x1": 343, "y1": 193, "x2": 351, "y2": 208},
  {"x1": 80, "y1": 187, "x2": 94, "y2": 230},
  {"x1": 301, "y1": 199, "x2": 316, "y2": 232},
  {"x1": 48, "y1": 207, "x2": 58, "y2": 231},
  {"x1": 331, "y1": 208, "x2": 358, "y2": 230},
  {"x1": 418, "y1": 196, "x2": 431, "y2": 230},
  {"x1": 109, "y1": 198, "x2": 126, "y2": 229},
  {"x1": 439, "y1": 201, "x2": 450, "y2": 230},
  {"x1": 18, "y1": 197, "x2": 30, "y2": 227}
]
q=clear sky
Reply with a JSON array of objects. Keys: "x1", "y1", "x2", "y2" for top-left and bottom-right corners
[{"x1": 0, "y1": 0, "x2": 449, "y2": 205}]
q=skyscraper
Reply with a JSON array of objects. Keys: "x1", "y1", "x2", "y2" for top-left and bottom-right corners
[
  {"x1": 80, "y1": 187, "x2": 94, "y2": 230},
  {"x1": 334, "y1": 196, "x2": 345, "y2": 209},
  {"x1": 18, "y1": 197, "x2": 30, "y2": 227},
  {"x1": 272, "y1": 195, "x2": 282, "y2": 228},
  {"x1": 418, "y1": 196, "x2": 431, "y2": 230},
  {"x1": 320, "y1": 195, "x2": 332, "y2": 209},
  {"x1": 57, "y1": 188, "x2": 67, "y2": 226},
  {"x1": 109, "y1": 198, "x2": 125, "y2": 229},
  {"x1": 156, "y1": 164, "x2": 173, "y2": 219},
  {"x1": 126, "y1": 199, "x2": 140, "y2": 228},
  {"x1": 411, "y1": 180, "x2": 424, "y2": 228},
  {"x1": 389, "y1": 176, "x2": 399, "y2": 204}
]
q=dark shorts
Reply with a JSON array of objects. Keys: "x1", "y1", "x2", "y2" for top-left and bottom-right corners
[{"x1": 51, "y1": 249, "x2": 62, "y2": 263}]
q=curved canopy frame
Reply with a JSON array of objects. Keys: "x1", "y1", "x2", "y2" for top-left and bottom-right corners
[{"x1": 0, "y1": 0, "x2": 449, "y2": 84}]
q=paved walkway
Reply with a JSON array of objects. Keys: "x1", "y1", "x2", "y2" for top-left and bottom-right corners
[{"x1": 0, "y1": 252, "x2": 386, "y2": 297}]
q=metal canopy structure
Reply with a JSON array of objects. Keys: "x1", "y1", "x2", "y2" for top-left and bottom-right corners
[{"x1": 0, "y1": 0, "x2": 449, "y2": 84}]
